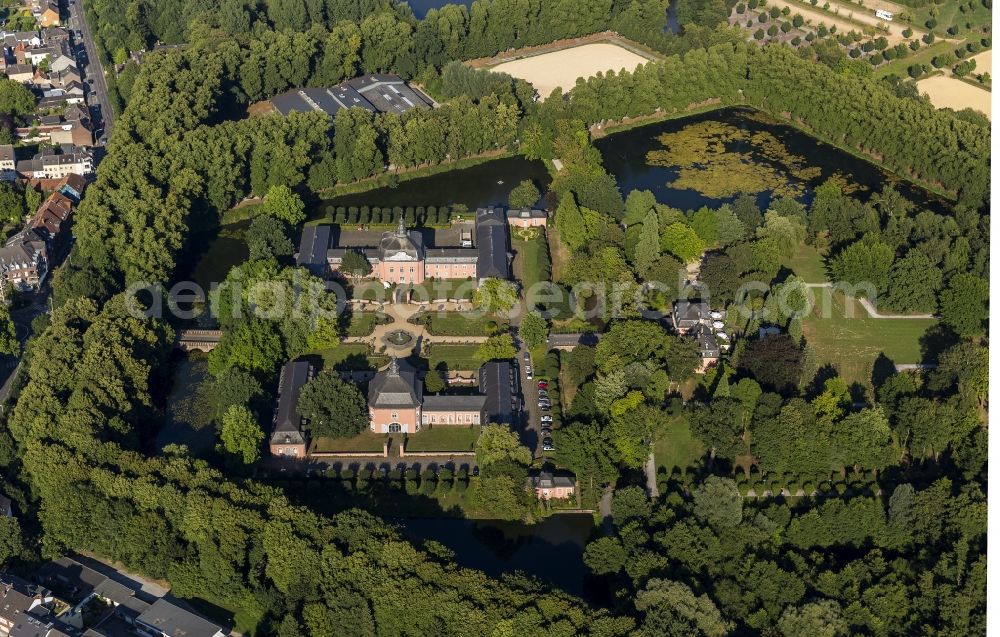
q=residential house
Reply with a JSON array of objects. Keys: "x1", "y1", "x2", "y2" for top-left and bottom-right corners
[
  {"x1": 269, "y1": 360, "x2": 312, "y2": 457},
  {"x1": 5, "y1": 63, "x2": 33, "y2": 83},
  {"x1": 37, "y1": 3, "x2": 60, "y2": 27},
  {"x1": 0, "y1": 574, "x2": 59, "y2": 637},
  {"x1": 55, "y1": 173, "x2": 85, "y2": 201},
  {"x1": 31, "y1": 68, "x2": 51, "y2": 88},
  {"x1": 671, "y1": 300, "x2": 709, "y2": 334},
  {"x1": 40, "y1": 27, "x2": 69, "y2": 44},
  {"x1": 48, "y1": 65, "x2": 80, "y2": 89},
  {"x1": 12, "y1": 43, "x2": 26, "y2": 65},
  {"x1": 30, "y1": 191, "x2": 73, "y2": 252},
  {"x1": 135, "y1": 599, "x2": 226, "y2": 637},
  {"x1": 0, "y1": 145, "x2": 15, "y2": 181},
  {"x1": 693, "y1": 323, "x2": 720, "y2": 373},
  {"x1": 3, "y1": 32, "x2": 42, "y2": 49},
  {"x1": 505, "y1": 208, "x2": 547, "y2": 228},
  {"x1": 36, "y1": 555, "x2": 150, "y2": 627},
  {"x1": 0, "y1": 228, "x2": 47, "y2": 300},
  {"x1": 16, "y1": 147, "x2": 93, "y2": 178},
  {"x1": 26, "y1": 41, "x2": 73, "y2": 72},
  {"x1": 528, "y1": 472, "x2": 576, "y2": 500},
  {"x1": 16, "y1": 115, "x2": 93, "y2": 146},
  {"x1": 37, "y1": 92, "x2": 85, "y2": 110}
]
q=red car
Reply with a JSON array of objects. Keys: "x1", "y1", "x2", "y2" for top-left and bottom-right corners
[{"x1": 537, "y1": 380, "x2": 548, "y2": 389}]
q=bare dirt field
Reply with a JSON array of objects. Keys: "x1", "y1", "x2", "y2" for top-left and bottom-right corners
[
  {"x1": 917, "y1": 75, "x2": 991, "y2": 119},
  {"x1": 970, "y1": 49, "x2": 992, "y2": 75},
  {"x1": 490, "y1": 42, "x2": 652, "y2": 98}
]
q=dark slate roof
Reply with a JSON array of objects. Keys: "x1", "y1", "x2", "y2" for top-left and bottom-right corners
[
  {"x1": 271, "y1": 361, "x2": 312, "y2": 446},
  {"x1": 673, "y1": 301, "x2": 708, "y2": 324},
  {"x1": 479, "y1": 361, "x2": 514, "y2": 425},
  {"x1": 529, "y1": 471, "x2": 576, "y2": 489},
  {"x1": 368, "y1": 358, "x2": 421, "y2": 408},
  {"x1": 694, "y1": 324, "x2": 719, "y2": 357},
  {"x1": 422, "y1": 394, "x2": 487, "y2": 412},
  {"x1": 136, "y1": 599, "x2": 224, "y2": 637},
  {"x1": 475, "y1": 207, "x2": 510, "y2": 280},
  {"x1": 378, "y1": 218, "x2": 423, "y2": 261},
  {"x1": 269, "y1": 75, "x2": 428, "y2": 117},
  {"x1": 424, "y1": 247, "x2": 477, "y2": 262},
  {"x1": 347, "y1": 75, "x2": 431, "y2": 114},
  {"x1": 296, "y1": 225, "x2": 331, "y2": 273}
]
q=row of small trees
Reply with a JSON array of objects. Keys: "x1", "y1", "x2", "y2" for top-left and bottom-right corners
[{"x1": 330, "y1": 204, "x2": 454, "y2": 226}]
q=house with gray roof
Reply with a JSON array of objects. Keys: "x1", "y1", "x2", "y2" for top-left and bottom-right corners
[
  {"x1": 475, "y1": 207, "x2": 511, "y2": 283},
  {"x1": 268, "y1": 360, "x2": 313, "y2": 458},
  {"x1": 135, "y1": 599, "x2": 225, "y2": 637},
  {"x1": 528, "y1": 471, "x2": 576, "y2": 500}
]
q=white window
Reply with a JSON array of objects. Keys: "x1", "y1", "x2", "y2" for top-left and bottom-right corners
[{"x1": 388, "y1": 423, "x2": 402, "y2": 433}]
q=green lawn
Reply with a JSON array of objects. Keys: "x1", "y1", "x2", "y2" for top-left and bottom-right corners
[
  {"x1": 653, "y1": 416, "x2": 705, "y2": 475},
  {"x1": 875, "y1": 39, "x2": 954, "y2": 78},
  {"x1": 403, "y1": 279, "x2": 477, "y2": 302},
  {"x1": 405, "y1": 425, "x2": 481, "y2": 452},
  {"x1": 783, "y1": 244, "x2": 828, "y2": 283},
  {"x1": 345, "y1": 312, "x2": 376, "y2": 337},
  {"x1": 802, "y1": 289, "x2": 936, "y2": 385},
  {"x1": 310, "y1": 343, "x2": 388, "y2": 371},
  {"x1": 910, "y1": 3, "x2": 991, "y2": 38},
  {"x1": 512, "y1": 230, "x2": 551, "y2": 292},
  {"x1": 311, "y1": 431, "x2": 389, "y2": 453},
  {"x1": 425, "y1": 344, "x2": 482, "y2": 371},
  {"x1": 412, "y1": 311, "x2": 505, "y2": 336}
]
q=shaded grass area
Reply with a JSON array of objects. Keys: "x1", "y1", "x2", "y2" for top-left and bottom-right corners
[
  {"x1": 402, "y1": 279, "x2": 477, "y2": 301},
  {"x1": 410, "y1": 311, "x2": 504, "y2": 336},
  {"x1": 425, "y1": 344, "x2": 482, "y2": 371},
  {"x1": 311, "y1": 432, "x2": 388, "y2": 453},
  {"x1": 406, "y1": 425, "x2": 481, "y2": 452},
  {"x1": 802, "y1": 289, "x2": 936, "y2": 385},
  {"x1": 782, "y1": 243, "x2": 828, "y2": 283},
  {"x1": 308, "y1": 343, "x2": 388, "y2": 371},
  {"x1": 513, "y1": 230, "x2": 552, "y2": 292},
  {"x1": 345, "y1": 311, "x2": 377, "y2": 337},
  {"x1": 653, "y1": 416, "x2": 705, "y2": 475}
]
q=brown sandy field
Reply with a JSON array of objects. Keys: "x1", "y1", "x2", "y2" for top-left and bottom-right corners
[
  {"x1": 917, "y1": 75, "x2": 991, "y2": 119},
  {"x1": 489, "y1": 42, "x2": 653, "y2": 98}
]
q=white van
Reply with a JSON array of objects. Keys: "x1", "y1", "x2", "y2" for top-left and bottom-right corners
[{"x1": 875, "y1": 9, "x2": 894, "y2": 21}]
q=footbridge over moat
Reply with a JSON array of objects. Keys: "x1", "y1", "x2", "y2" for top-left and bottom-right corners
[{"x1": 176, "y1": 329, "x2": 222, "y2": 352}]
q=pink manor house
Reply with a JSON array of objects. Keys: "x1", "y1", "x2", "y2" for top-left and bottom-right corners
[
  {"x1": 296, "y1": 207, "x2": 547, "y2": 286},
  {"x1": 269, "y1": 358, "x2": 515, "y2": 455}
]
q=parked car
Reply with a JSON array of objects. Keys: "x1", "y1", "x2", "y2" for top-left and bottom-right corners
[
  {"x1": 537, "y1": 389, "x2": 548, "y2": 398},
  {"x1": 540, "y1": 427, "x2": 552, "y2": 436},
  {"x1": 542, "y1": 438, "x2": 554, "y2": 451},
  {"x1": 525, "y1": 367, "x2": 533, "y2": 380},
  {"x1": 540, "y1": 415, "x2": 553, "y2": 424},
  {"x1": 538, "y1": 404, "x2": 550, "y2": 412},
  {"x1": 537, "y1": 380, "x2": 548, "y2": 389}
]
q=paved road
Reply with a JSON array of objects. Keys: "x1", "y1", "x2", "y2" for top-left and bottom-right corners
[{"x1": 66, "y1": 0, "x2": 114, "y2": 141}]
